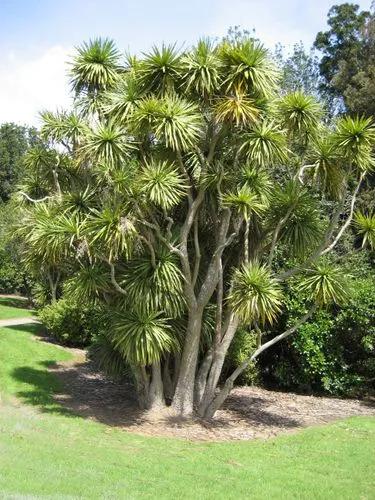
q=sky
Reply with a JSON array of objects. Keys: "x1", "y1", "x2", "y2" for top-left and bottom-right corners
[{"x1": 0, "y1": 0, "x2": 372, "y2": 126}]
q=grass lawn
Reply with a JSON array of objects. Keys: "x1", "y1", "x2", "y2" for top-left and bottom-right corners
[
  {"x1": 0, "y1": 317, "x2": 374, "y2": 498},
  {"x1": 0, "y1": 296, "x2": 35, "y2": 319}
]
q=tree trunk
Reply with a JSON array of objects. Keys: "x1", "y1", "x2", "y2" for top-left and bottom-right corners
[
  {"x1": 198, "y1": 314, "x2": 239, "y2": 416},
  {"x1": 148, "y1": 362, "x2": 165, "y2": 409},
  {"x1": 162, "y1": 356, "x2": 174, "y2": 402},
  {"x1": 194, "y1": 348, "x2": 213, "y2": 404},
  {"x1": 171, "y1": 307, "x2": 203, "y2": 416},
  {"x1": 47, "y1": 271, "x2": 59, "y2": 303},
  {"x1": 133, "y1": 365, "x2": 150, "y2": 410}
]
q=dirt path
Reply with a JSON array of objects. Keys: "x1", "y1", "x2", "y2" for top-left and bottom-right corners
[
  {"x1": 45, "y1": 348, "x2": 375, "y2": 442},
  {"x1": 0, "y1": 317, "x2": 40, "y2": 327}
]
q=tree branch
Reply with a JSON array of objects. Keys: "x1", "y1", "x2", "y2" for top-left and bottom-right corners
[
  {"x1": 138, "y1": 235, "x2": 157, "y2": 269},
  {"x1": 19, "y1": 192, "x2": 53, "y2": 203},
  {"x1": 192, "y1": 217, "x2": 201, "y2": 287},
  {"x1": 320, "y1": 172, "x2": 365, "y2": 256},
  {"x1": 204, "y1": 304, "x2": 317, "y2": 418},
  {"x1": 296, "y1": 164, "x2": 316, "y2": 184},
  {"x1": 277, "y1": 173, "x2": 365, "y2": 281},
  {"x1": 268, "y1": 203, "x2": 295, "y2": 266},
  {"x1": 139, "y1": 220, "x2": 183, "y2": 258},
  {"x1": 104, "y1": 259, "x2": 127, "y2": 296}
]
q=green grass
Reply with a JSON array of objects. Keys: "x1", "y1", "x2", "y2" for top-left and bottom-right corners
[
  {"x1": 0, "y1": 318, "x2": 374, "y2": 499},
  {"x1": 0, "y1": 296, "x2": 35, "y2": 319}
]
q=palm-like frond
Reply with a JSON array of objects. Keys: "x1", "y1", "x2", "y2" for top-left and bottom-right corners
[
  {"x1": 278, "y1": 91, "x2": 322, "y2": 135},
  {"x1": 306, "y1": 136, "x2": 344, "y2": 199},
  {"x1": 219, "y1": 40, "x2": 279, "y2": 97},
  {"x1": 228, "y1": 262, "x2": 283, "y2": 325},
  {"x1": 354, "y1": 211, "x2": 375, "y2": 249},
  {"x1": 282, "y1": 207, "x2": 323, "y2": 257},
  {"x1": 40, "y1": 110, "x2": 88, "y2": 147},
  {"x1": 223, "y1": 185, "x2": 265, "y2": 219},
  {"x1": 70, "y1": 38, "x2": 121, "y2": 95},
  {"x1": 181, "y1": 39, "x2": 221, "y2": 97},
  {"x1": 112, "y1": 308, "x2": 178, "y2": 365},
  {"x1": 334, "y1": 116, "x2": 375, "y2": 171},
  {"x1": 121, "y1": 246, "x2": 185, "y2": 317},
  {"x1": 240, "y1": 165, "x2": 272, "y2": 205},
  {"x1": 84, "y1": 203, "x2": 136, "y2": 260},
  {"x1": 271, "y1": 181, "x2": 323, "y2": 257},
  {"x1": 215, "y1": 92, "x2": 260, "y2": 127},
  {"x1": 62, "y1": 186, "x2": 97, "y2": 215},
  {"x1": 133, "y1": 94, "x2": 202, "y2": 151},
  {"x1": 103, "y1": 73, "x2": 144, "y2": 123},
  {"x1": 23, "y1": 146, "x2": 57, "y2": 172},
  {"x1": 240, "y1": 120, "x2": 287, "y2": 166},
  {"x1": 81, "y1": 121, "x2": 131, "y2": 164},
  {"x1": 139, "y1": 160, "x2": 187, "y2": 209},
  {"x1": 297, "y1": 262, "x2": 351, "y2": 306},
  {"x1": 139, "y1": 44, "x2": 182, "y2": 95},
  {"x1": 94, "y1": 160, "x2": 137, "y2": 194},
  {"x1": 20, "y1": 204, "x2": 80, "y2": 266},
  {"x1": 89, "y1": 332, "x2": 128, "y2": 379},
  {"x1": 199, "y1": 161, "x2": 226, "y2": 191},
  {"x1": 64, "y1": 262, "x2": 110, "y2": 301}
]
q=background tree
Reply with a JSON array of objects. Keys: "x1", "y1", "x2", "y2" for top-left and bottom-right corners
[
  {"x1": 0, "y1": 123, "x2": 38, "y2": 202},
  {"x1": 314, "y1": 2, "x2": 375, "y2": 116},
  {"x1": 274, "y1": 42, "x2": 322, "y2": 98},
  {"x1": 17, "y1": 37, "x2": 375, "y2": 418}
]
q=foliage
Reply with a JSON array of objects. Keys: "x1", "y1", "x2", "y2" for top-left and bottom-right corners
[
  {"x1": 0, "y1": 202, "x2": 31, "y2": 295},
  {"x1": 0, "y1": 123, "x2": 38, "y2": 202},
  {"x1": 0, "y1": 249, "x2": 25, "y2": 293},
  {"x1": 229, "y1": 262, "x2": 283, "y2": 325},
  {"x1": 39, "y1": 298, "x2": 106, "y2": 347},
  {"x1": 275, "y1": 42, "x2": 322, "y2": 98},
  {"x1": 223, "y1": 327, "x2": 259, "y2": 385},
  {"x1": 314, "y1": 3, "x2": 375, "y2": 116},
  {"x1": 16, "y1": 34, "x2": 374, "y2": 416},
  {"x1": 262, "y1": 269, "x2": 375, "y2": 396}
]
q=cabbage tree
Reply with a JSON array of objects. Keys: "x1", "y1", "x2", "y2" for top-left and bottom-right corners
[{"x1": 18, "y1": 38, "x2": 375, "y2": 417}]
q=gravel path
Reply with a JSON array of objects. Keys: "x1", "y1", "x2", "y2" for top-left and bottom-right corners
[{"x1": 0, "y1": 317, "x2": 40, "y2": 327}]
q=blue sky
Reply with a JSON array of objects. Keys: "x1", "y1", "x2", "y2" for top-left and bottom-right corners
[{"x1": 0, "y1": 0, "x2": 372, "y2": 124}]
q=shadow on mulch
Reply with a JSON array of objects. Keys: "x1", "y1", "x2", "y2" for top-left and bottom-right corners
[{"x1": 9, "y1": 331, "x2": 375, "y2": 441}]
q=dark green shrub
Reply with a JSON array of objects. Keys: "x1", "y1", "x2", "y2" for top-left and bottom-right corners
[
  {"x1": 0, "y1": 249, "x2": 23, "y2": 293},
  {"x1": 39, "y1": 298, "x2": 107, "y2": 347},
  {"x1": 261, "y1": 275, "x2": 375, "y2": 396}
]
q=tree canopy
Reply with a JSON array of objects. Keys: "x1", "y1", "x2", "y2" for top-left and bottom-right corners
[
  {"x1": 0, "y1": 123, "x2": 38, "y2": 202},
  {"x1": 16, "y1": 36, "x2": 375, "y2": 418},
  {"x1": 314, "y1": 2, "x2": 375, "y2": 116}
]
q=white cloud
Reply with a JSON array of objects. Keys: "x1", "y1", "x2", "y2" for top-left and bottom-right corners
[
  {"x1": 0, "y1": 46, "x2": 73, "y2": 126},
  {"x1": 208, "y1": 0, "x2": 373, "y2": 51}
]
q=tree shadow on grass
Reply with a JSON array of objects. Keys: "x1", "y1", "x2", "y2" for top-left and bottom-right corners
[{"x1": 11, "y1": 365, "x2": 77, "y2": 418}]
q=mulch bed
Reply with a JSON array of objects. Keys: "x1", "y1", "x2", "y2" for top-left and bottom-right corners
[{"x1": 45, "y1": 346, "x2": 375, "y2": 442}]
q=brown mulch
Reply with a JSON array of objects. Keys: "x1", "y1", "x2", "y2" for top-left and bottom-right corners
[{"x1": 45, "y1": 347, "x2": 375, "y2": 442}]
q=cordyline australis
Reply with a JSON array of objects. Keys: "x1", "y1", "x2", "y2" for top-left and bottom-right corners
[{"x1": 17, "y1": 37, "x2": 375, "y2": 417}]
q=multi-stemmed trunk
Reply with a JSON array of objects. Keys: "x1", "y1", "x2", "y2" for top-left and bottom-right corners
[
  {"x1": 134, "y1": 362, "x2": 165, "y2": 410},
  {"x1": 171, "y1": 306, "x2": 204, "y2": 415}
]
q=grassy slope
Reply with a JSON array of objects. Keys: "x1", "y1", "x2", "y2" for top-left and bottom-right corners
[
  {"x1": 0, "y1": 321, "x2": 374, "y2": 499},
  {"x1": 0, "y1": 296, "x2": 35, "y2": 319}
]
